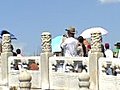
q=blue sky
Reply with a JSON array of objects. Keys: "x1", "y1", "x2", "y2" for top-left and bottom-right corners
[{"x1": 0, "y1": 0, "x2": 120, "y2": 55}]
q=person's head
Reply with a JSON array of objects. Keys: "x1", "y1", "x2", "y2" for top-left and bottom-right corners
[
  {"x1": 77, "y1": 36, "x2": 84, "y2": 43},
  {"x1": 83, "y1": 39, "x2": 90, "y2": 47},
  {"x1": 65, "y1": 27, "x2": 76, "y2": 37},
  {"x1": 1, "y1": 30, "x2": 10, "y2": 36},
  {"x1": 105, "y1": 43, "x2": 109, "y2": 49},
  {"x1": 16, "y1": 49, "x2": 21, "y2": 54},
  {"x1": 114, "y1": 42, "x2": 120, "y2": 49}
]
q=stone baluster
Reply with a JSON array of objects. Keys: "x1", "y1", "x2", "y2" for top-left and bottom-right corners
[
  {"x1": 0, "y1": 34, "x2": 13, "y2": 85},
  {"x1": 90, "y1": 31, "x2": 102, "y2": 53},
  {"x1": 89, "y1": 31, "x2": 103, "y2": 90},
  {"x1": 40, "y1": 32, "x2": 52, "y2": 89},
  {"x1": 41, "y1": 32, "x2": 52, "y2": 53},
  {"x1": 19, "y1": 69, "x2": 32, "y2": 90},
  {"x1": 2, "y1": 34, "x2": 12, "y2": 52},
  {"x1": 78, "y1": 70, "x2": 90, "y2": 90}
]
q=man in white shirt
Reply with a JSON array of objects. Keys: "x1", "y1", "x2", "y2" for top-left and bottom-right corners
[
  {"x1": 61, "y1": 27, "x2": 78, "y2": 57},
  {"x1": 104, "y1": 43, "x2": 113, "y2": 58}
]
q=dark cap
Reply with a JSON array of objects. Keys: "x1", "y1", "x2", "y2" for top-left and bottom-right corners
[{"x1": 115, "y1": 42, "x2": 120, "y2": 46}]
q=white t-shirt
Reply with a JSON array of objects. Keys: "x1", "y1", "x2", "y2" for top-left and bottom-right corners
[
  {"x1": 61, "y1": 37, "x2": 78, "y2": 57},
  {"x1": 105, "y1": 49, "x2": 113, "y2": 58},
  {"x1": 17, "y1": 54, "x2": 22, "y2": 57}
]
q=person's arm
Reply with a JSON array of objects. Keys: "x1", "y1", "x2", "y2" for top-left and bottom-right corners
[{"x1": 60, "y1": 40, "x2": 67, "y2": 49}]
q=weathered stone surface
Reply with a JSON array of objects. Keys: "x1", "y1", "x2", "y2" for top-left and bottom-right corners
[
  {"x1": 40, "y1": 52, "x2": 52, "y2": 89},
  {"x1": 41, "y1": 32, "x2": 52, "y2": 53},
  {"x1": 99, "y1": 57, "x2": 120, "y2": 90},
  {"x1": 49, "y1": 57, "x2": 89, "y2": 90},
  {"x1": 8, "y1": 56, "x2": 41, "y2": 89},
  {"x1": 19, "y1": 69, "x2": 32, "y2": 90},
  {"x1": 2, "y1": 34, "x2": 12, "y2": 53},
  {"x1": 0, "y1": 34, "x2": 13, "y2": 86},
  {"x1": 91, "y1": 32, "x2": 102, "y2": 53}
]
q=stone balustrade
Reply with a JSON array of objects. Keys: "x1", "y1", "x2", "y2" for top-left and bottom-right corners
[
  {"x1": 78, "y1": 70, "x2": 90, "y2": 90},
  {"x1": 1, "y1": 31, "x2": 120, "y2": 90},
  {"x1": 19, "y1": 69, "x2": 32, "y2": 90}
]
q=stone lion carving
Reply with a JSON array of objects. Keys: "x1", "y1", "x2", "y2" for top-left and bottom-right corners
[{"x1": 41, "y1": 32, "x2": 52, "y2": 52}]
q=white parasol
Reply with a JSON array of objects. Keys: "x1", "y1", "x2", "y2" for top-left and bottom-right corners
[{"x1": 80, "y1": 27, "x2": 108, "y2": 38}]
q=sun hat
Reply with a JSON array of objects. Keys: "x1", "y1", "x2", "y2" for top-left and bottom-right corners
[{"x1": 65, "y1": 27, "x2": 76, "y2": 34}]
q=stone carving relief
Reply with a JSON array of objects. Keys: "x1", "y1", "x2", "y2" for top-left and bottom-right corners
[
  {"x1": 2, "y1": 34, "x2": 12, "y2": 52},
  {"x1": 91, "y1": 32, "x2": 102, "y2": 52},
  {"x1": 41, "y1": 32, "x2": 52, "y2": 52}
]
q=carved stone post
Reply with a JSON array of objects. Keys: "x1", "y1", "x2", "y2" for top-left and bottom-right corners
[
  {"x1": 19, "y1": 69, "x2": 32, "y2": 90},
  {"x1": 90, "y1": 31, "x2": 102, "y2": 53},
  {"x1": 78, "y1": 70, "x2": 90, "y2": 90},
  {"x1": 40, "y1": 32, "x2": 52, "y2": 89},
  {"x1": 89, "y1": 31, "x2": 103, "y2": 90},
  {"x1": 0, "y1": 34, "x2": 13, "y2": 85}
]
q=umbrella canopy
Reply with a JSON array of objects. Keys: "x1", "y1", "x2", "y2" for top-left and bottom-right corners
[
  {"x1": 80, "y1": 27, "x2": 108, "y2": 38},
  {"x1": 0, "y1": 30, "x2": 17, "y2": 40},
  {"x1": 51, "y1": 35, "x2": 63, "y2": 52}
]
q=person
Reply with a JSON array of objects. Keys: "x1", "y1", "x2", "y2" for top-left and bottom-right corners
[
  {"x1": 29, "y1": 62, "x2": 39, "y2": 70},
  {"x1": 61, "y1": 26, "x2": 78, "y2": 57},
  {"x1": 104, "y1": 43, "x2": 113, "y2": 58},
  {"x1": 101, "y1": 44, "x2": 106, "y2": 57},
  {"x1": 62, "y1": 34, "x2": 68, "y2": 43},
  {"x1": 0, "y1": 30, "x2": 17, "y2": 39},
  {"x1": 87, "y1": 44, "x2": 91, "y2": 56},
  {"x1": 83, "y1": 39, "x2": 90, "y2": 55},
  {"x1": 77, "y1": 36, "x2": 87, "y2": 57},
  {"x1": 61, "y1": 34, "x2": 68, "y2": 56},
  {"x1": 87, "y1": 44, "x2": 91, "y2": 52},
  {"x1": 113, "y1": 42, "x2": 120, "y2": 58},
  {"x1": 16, "y1": 48, "x2": 22, "y2": 57},
  {"x1": 11, "y1": 45, "x2": 17, "y2": 56}
]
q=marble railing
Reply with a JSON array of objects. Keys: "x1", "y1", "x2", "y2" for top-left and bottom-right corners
[
  {"x1": 49, "y1": 56, "x2": 89, "y2": 89},
  {"x1": 49, "y1": 56, "x2": 89, "y2": 73},
  {"x1": 7, "y1": 56, "x2": 41, "y2": 89},
  {"x1": 3, "y1": 55, "x2": 120, "y2": 90},
  {"x1": 99, "y1": 57, "x2": 120, "y2": 90}
]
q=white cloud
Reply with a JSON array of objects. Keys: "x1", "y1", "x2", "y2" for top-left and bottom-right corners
[{"x1": 99, "y1": 0, "x2": 120, "y2": 3}]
